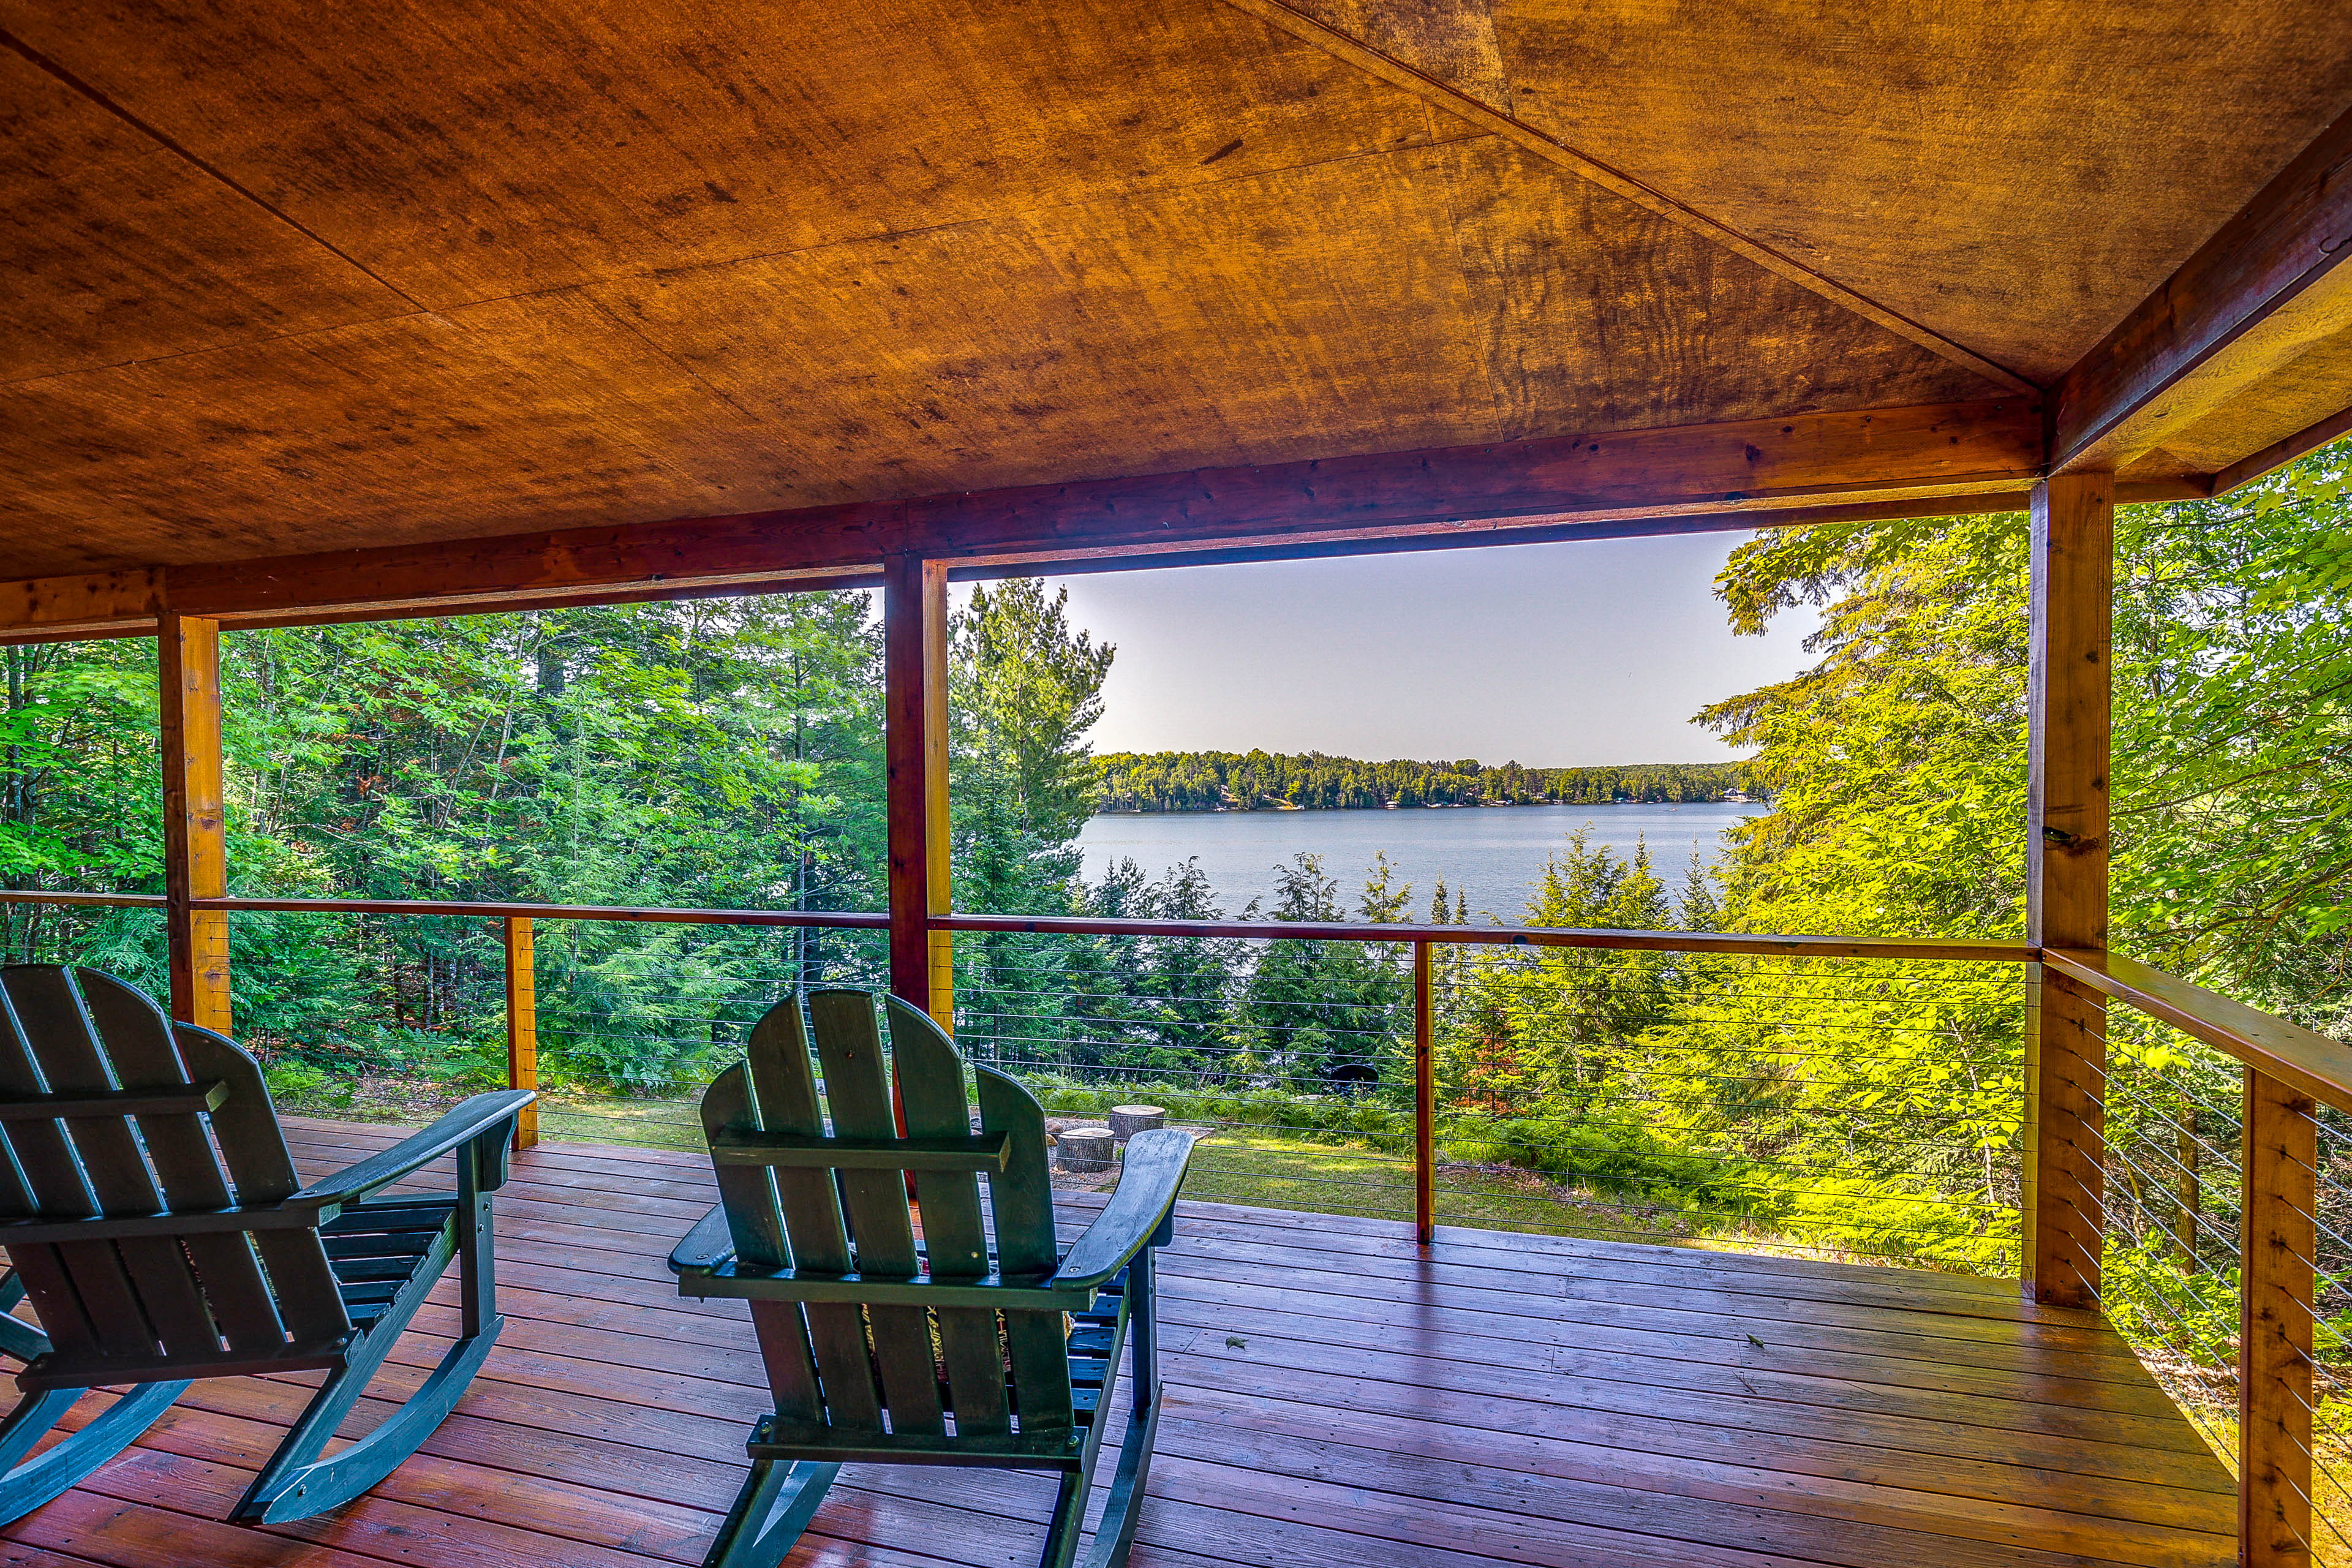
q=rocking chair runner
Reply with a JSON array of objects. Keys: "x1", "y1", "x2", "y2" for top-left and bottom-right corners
[
  {"x1": 0, "y1": 965, "x2": 533, "y2": 1525},
  {"x1": 671, "y1": 989, "x2": 1196, "y2": 1568}
]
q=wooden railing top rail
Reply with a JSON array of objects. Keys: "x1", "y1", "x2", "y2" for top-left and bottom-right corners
[
  {"x1": 2043, "y1": 946, "x2": 2352, "y2": 1117},
  {"x1": 0, "y1": 888, "x2": 2030, "y2": 959},
  {"x1": 0, "y1": 890, "x2": 165, "y2": 909},
  {"x1": 189, "y1": 896, "x2": 892, "y2": 929},
  {"x1": 15, "y1": 887, "x2": 2352, "y2": 1110}
]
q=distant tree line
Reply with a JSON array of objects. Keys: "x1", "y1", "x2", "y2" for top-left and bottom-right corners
[{"x1": 1090, "y1": 750, "x2": 1749, "y2": 812}]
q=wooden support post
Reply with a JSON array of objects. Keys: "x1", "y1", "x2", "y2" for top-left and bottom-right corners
[
  {"x1": 502, "y1": 916, "x2": 539, "y2": 1150},
  {"x1": 159, "y1": 611, "x2": 230, "y2": 1032},
  {"x1": 884, "y1": 554, "x2": 952, "y2": 1026},
  {"x1": 2240, "y1": 1068, "x2": 2317, "y2": 1566},
  {"x1": 2022, "y1": 471, "x2": 2113, "y2": 1308},
  {"x1": 1414, "y1": 940, "x2": 1435, "y2": 1245}
]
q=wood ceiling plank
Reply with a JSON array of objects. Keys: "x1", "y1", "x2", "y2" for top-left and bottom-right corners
[
  {"x1": 1271, "y1": 0, "x2": 1513, "y2": 113},
  {"x1": 0, "y1": 47, "x2": 409, "y2": 382},
  {"x1": 592, "y1": 143, "x2": 1502, "y2": 502},
  {"x1": 0, "y1": 291, "x2": 846, "y2": 575},
  {"x1": 23, "y1": 398, "x2": 2032, "y2": 635},
  {"x1": 1432, "y1": 138, "x2": 2001, "y2": 439},
  {"x1": 0, "y1": 0, "x2": 1442, "y2": 310},
  {"x1": 1488, "y1": 0, "x2": 2352, "y2": 385},
  {"x1": 1, "y1": 130, "x2": 2029, "y2": 581},
  {"x1": 2053, "y1": 107, "x2": 2352, "y2": 475},
  {"x1": 1219, "y1": 0, "x2": 2034, "y2": 393}
]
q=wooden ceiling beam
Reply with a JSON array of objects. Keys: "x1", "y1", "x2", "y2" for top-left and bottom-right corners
[
  {"x1": 2053, "y1": 106, "x2": 2352, "y2": 476},
  {"x1": 0, "y1": 399, "x2": 2040, "y2": 641},
  {"x1": 1214, "y1": 0, "x2": 2037, "y2": 396},
  {"x1": 0, "y1": 569, "x2": 161, "y2": 642}
]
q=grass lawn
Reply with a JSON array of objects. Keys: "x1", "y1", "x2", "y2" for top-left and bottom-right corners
[
  {"x1": 279, "y1": 1081, "x2": 1961, "y2": 1262},
  {"x1": 530, "y1": 1090, "x2": 1700, "y2": 1245}
]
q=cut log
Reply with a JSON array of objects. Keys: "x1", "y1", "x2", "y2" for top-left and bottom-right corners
[
  {"x1": 1108, "y1": 1106, "x2": 1167, "y2": 1142},
  {"x1": 1056, "y1": 1127, "x2": 1116, "y2": 1173}
]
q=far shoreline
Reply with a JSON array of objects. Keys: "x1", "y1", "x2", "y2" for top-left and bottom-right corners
[{"x1": 1090, "y1": 799, "x2": 1759, "y2": 816}]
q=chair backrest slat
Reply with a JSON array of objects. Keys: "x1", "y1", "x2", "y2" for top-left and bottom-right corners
[
  {"x1": 746, "y1": 1005, "x2": 850, "y2": 1273},
  {"x1": 805, "y1": 992, "x2": 942, "y2": 1437},
  {"x1": 172, "y1": 1024, "x2": 349, "y2": 1345},
  {"x1": 0, "y1": 968, "x2": 350, "y2": 1362},
  {"x1": 0, "y1": 968, "x2": 202, "y2": 1359},
  {"x1": 711, "y1": 992, "x2": 1082, "y2": 1447},
  {"x1": 884, "y1": 997, "x2": 1007, "y2": 1437},
  {"x1": 698, "y1": 1061, "x2": 824, "y2": 1425},
  {"x1": 0, "y1": 982, "x2": 101, "y2": 1355},
  {"x1": 805, "y1": 993, "x2": 918, "y2": 1273},
  {"x1": 977, "y1": 1064, "x2": 1073, "y2": 1434},
  {"x1": 745, "y1": 1001, "x2": 883, "y2": 1431},
  {"x1": 80, "y1": 974, "x2": 288, "y2": 1355}
]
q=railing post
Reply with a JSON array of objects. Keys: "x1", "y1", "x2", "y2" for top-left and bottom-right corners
[
  {"x1": 159, "y1": 610, "x2": 231, "y2": 1033},
  {"x1": 1414, "y1": 939, "x2": 1434, "y2": 1245},
  {"x1": 502, "y1": 916, "x2": 539, "y2": 1150},
  {"x1": 883, "y1": 552, "x2": 952, "y2": 1027},
  {"x1": 2022, "y1": 471, "x2": 2113, "y2": 1308},
  {"x1": 2240, "y1": 1067, "x2": 2317, "y2": 1566}
]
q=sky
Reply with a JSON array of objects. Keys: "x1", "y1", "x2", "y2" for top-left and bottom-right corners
[{"x1": 959, "y1": 530, "x2": 1824, "y2": 766}]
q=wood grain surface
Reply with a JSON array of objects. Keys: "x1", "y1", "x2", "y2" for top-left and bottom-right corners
[
  {"x1": 1, "y1": 0, "x2": 2347, "y2": 589},
  {"x1": 0, "y1": 1116, "x2": 2235, "y2": 1568}
]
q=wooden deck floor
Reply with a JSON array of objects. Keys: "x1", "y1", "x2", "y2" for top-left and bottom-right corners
[{"x1": 1, "y1": 1118, "x2": 2233, "y2": 1568}]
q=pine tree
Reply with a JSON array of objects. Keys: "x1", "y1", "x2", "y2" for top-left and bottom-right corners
[
  {"x1": 1359, "y1": 851, "x2": 1411, "y2": 923},
  {"x1": 1677, "y1": 845, "x2": 1721, "y2": 932}
]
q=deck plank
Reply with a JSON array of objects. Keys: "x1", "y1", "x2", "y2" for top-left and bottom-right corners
[{"x1": 0, "y1": 1119, "x2": 2233, "y2": 1568}]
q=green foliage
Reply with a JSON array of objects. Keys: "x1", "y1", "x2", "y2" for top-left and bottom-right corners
[
  {"x1": 1094, "y1": 750, "x2": 1746, "y2": 812},
  {"x1": 17, "y1": 440, "x2": 2352, "y2": 1327}
]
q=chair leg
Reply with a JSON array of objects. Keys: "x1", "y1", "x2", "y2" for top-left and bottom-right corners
[
  {"x1": 1038, "y1": 1470, "x2": 1088, "y2": 1568},
  {"x1": 253, "y1": 1322, "x2": 502, "y2": 1523},
  {"x1": 704, "y1": 1458, "x2": 840, "y2": 1568},
  {"x1": 0, "y1": 1273, "x2": 50, "y2": 1365},
  {"x1": 234, "y1": 1211, "x2": 489, "y2": 1523},
  {"x1": 0, "y1": 1381, "x2": 188, "y2": 1526},
  {"x1": 1079, "y1": 1245, "x2": 1163, "y2": 1568}
]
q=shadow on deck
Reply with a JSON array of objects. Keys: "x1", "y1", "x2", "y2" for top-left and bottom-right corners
[{"x1": 4, "y1": 1118, "x2": 2231, "y2": 1568}]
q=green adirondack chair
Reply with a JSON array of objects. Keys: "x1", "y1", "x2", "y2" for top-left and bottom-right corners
[
  {"x1": 671, "y1": 989, "x2": 1196, "y2": 1568},
  {"x1": 0, "y1": 965, "x2": 533, "y2": 1525}
]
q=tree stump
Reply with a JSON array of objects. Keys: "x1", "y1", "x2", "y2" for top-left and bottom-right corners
[
  {"x1": 1057, "y1": 1126, "x2": 1117, "y2": 1173},
  {"x1": 1108, "y1": 1105, "x2": 1167, "y2": 1142}
]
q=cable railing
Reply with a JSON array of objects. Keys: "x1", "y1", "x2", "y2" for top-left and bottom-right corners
[{"x1": 5, "y1": 887, "x2": 2352, "y2": 1556}]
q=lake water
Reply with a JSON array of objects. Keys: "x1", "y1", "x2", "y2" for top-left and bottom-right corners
[{"x1": 1076, "y1": 801, "x2": 1766, "y2": 922}]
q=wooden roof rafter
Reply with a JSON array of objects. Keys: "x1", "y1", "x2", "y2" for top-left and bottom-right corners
[{"x1": 2054, "y1": 104, "x2": 2352, "y2": 479}]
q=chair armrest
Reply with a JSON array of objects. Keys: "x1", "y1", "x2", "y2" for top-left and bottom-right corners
[
  {"x1": 294, "y1": 1090, "x2": 536, "y2": 1208},
  {"x1": 670, "y1": 1202, "x2": 736, "y2": 1276},
  {"x1": 1044, "y1": 1129, "x2": 1195, "y2": 1294}
]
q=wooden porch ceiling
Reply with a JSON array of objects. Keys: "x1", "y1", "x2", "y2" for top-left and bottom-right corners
[{"x1": 2, "y1": 0, "x2": 2351, "y2": 634}]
